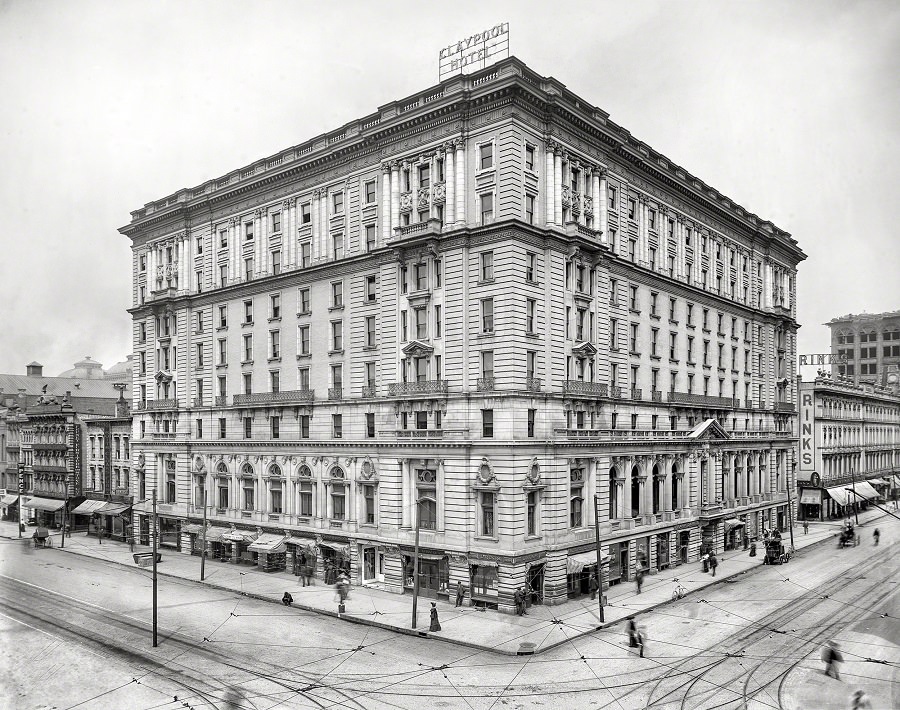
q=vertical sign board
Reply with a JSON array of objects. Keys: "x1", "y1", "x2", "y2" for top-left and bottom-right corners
[
  {"x1": 799, "y1": 391, "x2": 815, "y2": 473},
  {"x1": 439, "y1": 23, "x2": 510, "y2": 81}
]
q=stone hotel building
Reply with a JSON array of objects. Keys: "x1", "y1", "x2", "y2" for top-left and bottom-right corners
[{"x1": 122, "y1": 57, "x2": 805, "y2": 612}]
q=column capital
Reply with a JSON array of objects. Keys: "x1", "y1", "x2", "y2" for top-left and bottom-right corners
[
  {"x1": 282, "y1": 199, "x2": 292, "y2": 211},
  {"x1": 381, "y1": 161, "x2": 392, "y2": 174},
  {"x1": 597, "y1": 166, "x2": 608, "y2": 178}
]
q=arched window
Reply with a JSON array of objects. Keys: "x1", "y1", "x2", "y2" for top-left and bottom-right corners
[
  {"x1": 651, "y1": 464, "x2": 661, "y2": 514},
  {"x1": 671, "y1": 462, "x2": 680, "y2": 510},
  {"x1": 630, "y1": 465, "x2": 641, "y2": 518},
  {"x1": 269, "y1": 463, "x2": 282, "y2": 478},
  {"x1": 608, "y1": 467, "x2": 620, "y2": 519}
]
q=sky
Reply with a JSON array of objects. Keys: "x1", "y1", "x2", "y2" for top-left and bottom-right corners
[{"x1": 0, "y1": 0, "x2": 897, "y2": 377}]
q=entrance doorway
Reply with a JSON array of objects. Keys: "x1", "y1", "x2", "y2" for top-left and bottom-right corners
[
  {"x1": 679, "y1": 531, "x2": 690, "y2": 564},
  {"x1": 525, "y1": 563, "x2": 544, "y2": 605},
  {"x1": 139, "y1": 516, "x2": 150, "y2": 546},
  {"x1": 362, "y1": 546, "x2": 383, "y2": 584}
]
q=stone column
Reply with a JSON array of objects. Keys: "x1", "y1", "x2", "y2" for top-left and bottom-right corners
[
  {"x1": 592, "y1": 169, "x2": 601, "y2": 234},
  {"x1": 285, "y1": 199, "x2": 295, "y2": 269},
  {"x1": 390, "y1": 163, "x2": 401, "y2": 233},
  {"x1": 623, "y1": 460, "x2": 633, "y2": 519},
  {"x1": 444, "y1": 143, "x2": 455, "y2": 226},
  {"x1": 400, "y1": 459, "x2": 410, "y2": 529},
  {"x1": 545, "y1": 142, "x2": 555, "y2": 225},
  {"x1": 554, "y1": 151, "x2": 563, "y2": 226},
  {"x1": 381, "y1": 163, "x2": 392, "y2": 244},
  {"x1": 319, "y1": 192, "x2": 328, "y2": 260},
  {"x1": 310, "y1": 191, "x2": 320, "y2": 262},
  {"x1": 577, "y1": 162, "x2": 587, "y2": 226},
  {"x1": 455, "y1": 142, "x2": 465, "y2": 224}
]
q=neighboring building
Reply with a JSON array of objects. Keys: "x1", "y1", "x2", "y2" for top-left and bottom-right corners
[
  {"x1": 0, "y1": 362, "x2": 131, "y2": 528},
  {"x1": 79, "y1": 400, "x2": 133, "y2": 541},
  {"x1": 828, "y1": 310, "x2": 900, "y2": 387},
  {"x1": 121, "y1": 57, "x2": 805, "y2": 611},
  {"x1": 797, "y1": 374, "x2": 900, "y2": 520}
]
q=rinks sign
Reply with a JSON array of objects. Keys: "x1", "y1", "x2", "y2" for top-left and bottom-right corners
[
  {"x1": 798, "y1": 353, "x2": 847, "y2": 366},
  {"x1": 439, "y1": 23, "x2": 510, "y2": 80}
]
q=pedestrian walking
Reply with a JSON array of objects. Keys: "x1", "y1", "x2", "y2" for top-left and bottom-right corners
[
  {"x1": 850, "y1": 689, "x2": 872, "y2": 709},
  {"x1": 429, "y1": 602, "x2": 441, "y2": 632},
  {"x1": 822, "y1": 640, "x2": 843, "y2": 680},
  {"x1": 635, "y1": 569, "x2": 644, "y2": 594},
  {"x1": 803, "y1": 520, "x2": 809, "y2": 535},
  {"x1": 589, "y1": 573, "x2": 599, "y2": 600},
  {"x1": 455, "y1": 581, "x2": 465, "y2": 607},
  {"x1": 520, "y1": 586, "x2": 530, "y2": 615},
  {"x1": 625, "y1": 617, "x2": 637, "y2": 647},
  {"x1": 635, "y1": 625, "x2": 645, "y2": 658},
  {"x1": 709, "y1": 553, "x2": 718, "y2": 577},
  {"x1": 873, "y1": 528, "x2": 880, "y2": 546}
]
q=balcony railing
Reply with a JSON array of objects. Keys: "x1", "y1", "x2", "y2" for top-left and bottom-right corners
[
  {"x1": 477, "y1": 377, "x2": 496, "y2": 392},
  {"x1": 667, "y1": 392, "x2": 736, "y2": 409},
  {"x1": 630, "y1": 387, "x2": 643, "y2": 401},
  {"x1": 651, "y1": 390, "x2": 662, "y2": 402},
  {"x1": 611, "y1": 385, "x2": 623, "y2": 398},
  {"x1": 328, "y1": 387, "x2": 343, "y2": 400},
  {"x1": 214, "y1": 395, "x2": 227, "y2": 407},
  {"x1": 233, "y1": 390, "x2": 315, "y2": 406},
  {"x1": 361, "y1": 385, "x2": 378, "y2": 398},
  {"x1": 773, "y1": 402, "x2": 796, "y2": 413},
  {"x1": 563, "y1": 380, "x2": 608, "y2": 396},
  {"x1": 525, "y1": 377, "x2": 542, "y2": 392},
  {"x1": 396, "y1": 429, "x2": 444, "y2": 438},
  {"x1": 388, "y1": 380, "x2": 448, "y2": 396},
  {"x1": 193, "y1": 397, "x2": 205, "y2": 407},
  {"x1": 142, "y1": 399, "x2": 179, "y2": 411}
]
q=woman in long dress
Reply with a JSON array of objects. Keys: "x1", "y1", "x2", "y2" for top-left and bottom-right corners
[{"x1": 429, "y1": 602, "x2": 441, "y2": 632}]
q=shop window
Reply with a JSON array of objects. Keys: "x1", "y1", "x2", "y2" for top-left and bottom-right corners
[{"x1": 471, "y1": 564, "x2": 497, "y2": 597}]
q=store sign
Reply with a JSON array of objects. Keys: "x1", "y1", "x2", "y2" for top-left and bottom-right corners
[
  {"x1": 800, "y1": 391, "x2": 815, "y2": 469},
  {"x1": 798, "y1": 353, "x2": 847, "y2": 366},
  {"x1": 439, "y1": 23, "x2": 510, "y2": 80}
]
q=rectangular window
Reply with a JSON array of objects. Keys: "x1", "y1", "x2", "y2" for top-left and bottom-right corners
[
  {"x1": 270, "y1": 293, "x2": 281, "y2": 319},
  {"x1": 365, "y1": 316, "x2": 376, "y2": 347},
  {"x1": 479, "y1": 492, "x2": 495, "y2": 537},
  {"x1": 366, "y1": 412, "x2": 375, "y2": 439},
  {"x1": 365, "y1": 224, "x2": 376, "y2": 251},
  {"x1": 418, "y1": 163, "x2": 430, "y2": 188},
  {"x1": 480, "y1": 193, "x2": 494, "y2": 223},
  {"x1": 243, "y1": 417, "x2": 252, "y2": 439},
  {"x1": 482, "y1": 409, "x2": 494, "y2": 437},
  {"x1": 524, "y1": 143, "x2": 535, "y2": 171},
  {"x1": 244, "y1": 299, "x2": 253, "y2": 323},
  {"x1": 270, "y1": 369, "x2": 280, "y2": 394},
  {"x1": 271, "y1": 415, "x2": 280, "y2": 439},
  {"x1": 479, "y1": 142, "x2": 494, "y2": 170},
  {"x1": 527, "y1": 408, "x2": 536, "y2": 438},
  {"x1": 481, "y1": 251, "x2": 493, "y2": 281},
  {"x1": 630, "y1": 285, "x2": 639, "y2": 311},
  {"x1": 244, "y1": 257, "x2": 253, "y2": 280},
  {"x1": 526, "y1": 252, "x2": 537, "y2": 282},
  {"x1": 271, "y1": 250, "x2": 281, "y2": 275},
  {"x1": 301, "y1": 202, "x2": 311, "y2": 224},
  {"x1": 218, "y1": 339, "x2": 227, "y2": 365},
  {"x1": 415, "y1": 308, "x2": 427, "y2": 339},
  {"x1": 526, "y1": 299, "x2": 536, "y2": 333},
  {"x1": 433, "y1": 259, "x2": 442, "y2": 287},
  {"x1": 628, "y1": 198, "x2": 636, "y2": 220},
  {"x1": 196, "y1": 344, "x2": 204, "y2": 368},
  {"x1": 365, "y1": 180, "x2": 376, "y2": 205},
  {"x1": 298, "y1": 365, "x2": 310, "y2": 389},
  {"x1": 298, "y1": 481, "x2": 313, "y2": 516},
  {"x1": 413, "y1": 262, "x2": 427, "y2": 290},
  {"x1": 243, "y1": 372, "x2": 252, "y2": 395},
  {"x1": 297, "y1": 325, "x2": 310, "y2": 355},
  {"x1": 332, "y1": 413, "x2": 343, "y2": 439},
  {"x1": 300, "y1": 242, "x2": 311, "y2": 267},
  {"x1": 218, "y1": 418, "x2": 226, "y2": 439},
  {"x1": 331, "y1": 281, "x2": 343, "y2": 308},
  {"x1": 271, "y1": 212, "x2": 281, "y2": 232},
  {"x1": 525, "y1": 193, "x2": 535, "y2": 224},
  {"x1": 481, "y1": 350, "x2": 494, "y2": 380},
  {"x1": 434, "y1": 304, "x2": 442, "y2": 337},
  {"x1": 196, "y1": 418, "x2": 203, "y2": 439},
  {"x1": 332, "y1": 234, "x2": 344, "y2": 260},
  {"x1": 218, "y1": 305, "x2": 227, "y2": 328},
  {"x1": 332, "y1": 191, "x2": 344, "y2": 214},
  {"x1": 481, "y1": 298, "x2": 494, "y2": 333},
  {"x1": 243, "y1": 334, "x2": 253, "y2": 361},
  {"x1": 331, "y1": 321, "x2": 343, "y2": 351},
  {"x1": 244, "y1": 221, "x2": 254, "y2": 241}
]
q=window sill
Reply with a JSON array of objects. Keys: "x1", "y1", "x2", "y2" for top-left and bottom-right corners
[
  {"x1": 362, "y1": 345, "x2": 378, "y2": 351},
  {"x1": 669, "y1": 319, "x2": 679, "y2": 326},
  {"x1": 363, "y1": 298, "x2": 378, "y2": 306},
  {"x1": 524, "y1": 535, "x2": 542, "y2": 541},
  {"x1": 328, "y1": 349, "x2": 345, "y2": 356},
  {"x1": 216, "y1": 363, "x2": 228, "y2": 369},
  {"x1": 328, "y1": 305, "x2": 345, "y2": 312},
  {"x1": 650, "y1": 355, "x2": 662, "y2": 361},
  {"x1": 629, "y1": 309, "x2": 641, "y2": 315},
  {"x1": 610, "y1": 346, "x2": 620, "y2": 352},
  {"x1": 267, "y1": 357, "x2": 281, "y2": 364},
  {"x1": 474, "y1": 535, "x2": 499, "y2": 543},
  {"x1": 477, "y1": 279, "x2": 496, "y2": 286},
  {"x1": 650, "y1": 314, "x2": 661, "y2": 321},
  {"x1": 296, "y1": 353, "x2": 311, "y2": 360},
  {"x1": 242, "y1": 321, "x2": 254, "y2": 328},
  {"x1": 241, "y1": 360, "x2": 254, "y2": 366},
  {"x1": 268, "y1": 316, "x2": 281, "y2": 323},
  {"x1": 217, "y1": 326, "x2": 228, "y2": 332},
  {"x1": 686, "y1": 324, "x2": 695, "y2": 330},
  {"x1": 669, "y1": 358, "x2": 680, "y2": 364},
  {"x1": 297, "y1": 311, "x2": 311, "y2": 318}
]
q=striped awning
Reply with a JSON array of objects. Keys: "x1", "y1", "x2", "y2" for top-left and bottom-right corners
[
  {"x1": 223, "y1": 529, "x2": 258, "y2": 543},
  {"x1": 566, "y1": 550, "x2": 610, "y2": 574},
  {"x1": 24, "y1": 496, "x2": 66, "y2": 512},
  {"x1": 248, "y1": 533, "x2": 287, "y2": 554},
  {"x1": 825, "y1": 486, "x2": 852, "y2": 507},
  {"x1": 851, "y1": 481, "x2": 880, "y2": 501},
  {"x1": 0, "y1": 494, "x2": 19, "y2": 506},
  {"x1": 98, "y1": 502, "x2": 131, "y2": 516}
]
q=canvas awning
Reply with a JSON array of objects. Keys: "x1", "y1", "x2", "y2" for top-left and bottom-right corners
[
  {"x1": 799, "y1": 489, "x2": 822, "y2": 505},
  {"x1": 203, "y1": 526, "x2": 230, "y2": 543},
  {"x1": 223, "y1": 529, "x2": 258, "y2": 544},
  {"x1": 248, "y1": 533, "x2": 287, "y2": 554},
  {"x1": 0, "y1": 494, "x2": 19, "y2": 506},
  {"x1": 98, "y1": 502, "x2": 131, "y2": 516},
  {"x1": 284, "y1": 536, "x2": 317, "y2": 548},
  {"x1": 566, "y1": 550, "x2": 610, "y2": 575},
  {"x1": 867, "y1": 478, "x2": 887, "y2": 486},
  {"x1": 182, "y1": 523, "x2": 204, "y2": 535},
  {"x1": 851, "y1": 481, "x2": 880, "y2": 501},
  {"x1": 24, "y1": 496, "x2": 66, "y2": 512},
  {"x1": 723, "y1": 518, "x2": 744, "y2": 533},
  {"x1": 71, "y1": 500, "x2": 108, "y2": 515},
  {"x1": 318, "y1": 541, "x2": 349, "y2": 556},
  {"x1": 825, "y1": 486, "x2": 852, "y2": 507}
]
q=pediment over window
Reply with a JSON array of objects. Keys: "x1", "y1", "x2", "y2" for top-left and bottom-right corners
[
  {"x1": 401, "y1": 340, "x2": 434, "y2": 358},
  {"x1": 154, "y1": 370, "x2": 173, "y2": 384},
  {"x1": 686, "y1": 418, "x2": 731, "y2": 441},
  {"x1": 572, "y1": 341, "x2": 598, "y2": 358}
]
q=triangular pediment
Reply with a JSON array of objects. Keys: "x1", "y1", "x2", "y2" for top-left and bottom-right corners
[
  {"x1": 686, "y1": 418, "x2": 731, "y2": 440},
  {"x1": 401, "y1": 340, "x2": 434, "y2": 358},
  {"x1": 572, "y1": 341, "x2": 598, "y2": 358}
]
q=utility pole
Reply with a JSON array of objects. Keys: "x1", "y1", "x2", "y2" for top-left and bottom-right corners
[
  {"x1": 200, "y1": 490, "x2": 208, "y2": 581},
  {"x1": 60, "y1": 500, "x2": 66, "y2": 549},
  {"x1": 593, "y1": 495, "x2": 605, "y2": 622},
  {"x1": 850, "y1": 470, "x2": 859, "y2": 524},
  {"x1": 787, "y1": 465, "x2": 795, "y2": 551},
  {"x1": 129, "y1": 495, "x2": 134, "y2": 553},
  {"x1": 152, "y1": 488, "x2": 158, "y2": 648},
  {"x1": 411, "y1": 498, "x2": 421, "y2": 629}
]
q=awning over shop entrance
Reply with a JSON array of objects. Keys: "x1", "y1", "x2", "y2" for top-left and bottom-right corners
[
  {"x1": 0, "y1": 493, "x2": 19, "y2": 506},
  {"x1": 203, "y1": 527, "x2": 230, "y2": 543},
  {"x1": 318, "y1": 541, "x2": 350, "y2": 556},
  {"x1": 223, "y1": 529, "x2": 258, "y2": 544},
  {"x1": 723, "y1": 518, "x2": 744, "y2": 533},
  {"x1": 284, "y1": 536, "x2": 316, "y2": 548},
  {"x1": 98, "y1": 502, "x2": 131, "y2": 516},
  {"x1": 852, "y1": 481, "x2": 880, "y2": 501},
  {"x1": 248, "y1": 533, "x2": 287, "y2": 554},
  {"x1": 866, "y1": 478, "x2": 887, "y2": 486},
  {"x1": 825, "y1": 486, "x2": 852, "y2": 507},
  {"x1": 71, "y1": 500, "x2": 107, "y2": 515},
  {"x1": 799, "y1": 489, "x2": 822, "y2": 505},
  {"x1": 566, "y1": 549, "x2": 610, "y2": 574},
  {"x1": 24, "y1": 496, "x2": 66, "y2": 512},
  {"x1": 182, "y1": 523, "x2": 205, "y2": 535}
]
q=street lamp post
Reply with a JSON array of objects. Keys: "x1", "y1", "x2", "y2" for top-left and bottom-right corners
[
  {"x1": 411, "y1": 498, "x2": 421, "y2": 629},
  {"x1": 850, "y1": 470, "x2": 859, "y2": 525}
]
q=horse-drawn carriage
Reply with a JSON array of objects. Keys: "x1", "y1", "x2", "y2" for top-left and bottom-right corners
[
  {"x1": 32, "y1": 527, "x2": 52, "y2": 548},
  {"x1": 763, "y1": 536, "x2": 791, "y2": 565},
  {"x1": 838, "y1": 524, "x2": 859, "y2": 548}
]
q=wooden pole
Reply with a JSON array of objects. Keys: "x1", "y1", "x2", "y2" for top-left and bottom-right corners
[
  {"x1": 152, "y1": 488, "x2": 158, "y2": 648},
  {"x1": 593, "y1": 495, "x2": 605, "y2": 622},
  {"x1": 200, "y1": 490, "x2": 208, "y2": 581}
]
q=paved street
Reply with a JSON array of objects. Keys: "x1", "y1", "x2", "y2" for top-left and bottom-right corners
[{"x1": 1, "y1": 510, "x2": 897, "y2": 709}]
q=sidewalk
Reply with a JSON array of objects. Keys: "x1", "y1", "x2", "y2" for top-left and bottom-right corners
[{"x1": 0, "y1": 509, "x2": 888, "y2": 658}]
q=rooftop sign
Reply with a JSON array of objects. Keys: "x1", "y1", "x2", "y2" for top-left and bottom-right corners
[
  {"x1": 798, "y1": 353, "x2": 847, "y2": 366},
  {"x1": 439, "y1": 23, "x2": 510, "y2": 81}
]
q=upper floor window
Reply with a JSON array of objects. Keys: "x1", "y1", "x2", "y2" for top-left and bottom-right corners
[
  {"x1": 301, "y1": 202, "x2": 311, "y2": 224},
  {"x1": 271, "y1": 212, "x2": 281, "y2": 232},
  {"x1": 365, "y1": 180, "x2": 376, "y2": 205},
  {"x1": 332, "y1": 191, "x2": 344, "y2": 214},
  {"x1": 481, "y1": 251, "x2": 494, "y2": 281},
  {"x1": 627, "y1": 198, "x2": 636, "y2": 220},
  {"x1": 524, "y1": 143, "x2": 536, "y2": 171},
  {"x1": 244, "y1": 221, "x2": 254, "y2": 241},
  {"x1": 418, "y1": 164, "x2": 430, "y2": 188},
  {"x1": 479, "y1": 142, "x2": 494, "y2": 170},
  {"x1": 480, "y1": 193, "x2": 494, "y2": 223}
]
